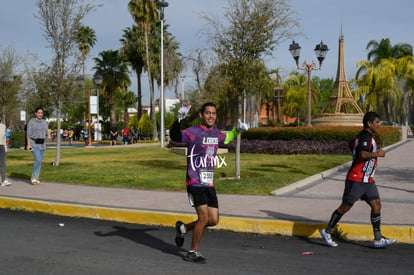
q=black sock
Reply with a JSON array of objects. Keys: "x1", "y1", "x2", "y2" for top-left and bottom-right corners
[
  {"x1": 326, "y1": 210, "x2": 343, "y2": 234},
  {"x1": 371, "y1": 213, "x2": 382, "y2": 240}
]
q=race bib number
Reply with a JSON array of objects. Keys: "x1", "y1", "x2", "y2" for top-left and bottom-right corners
[{"x1": 199, "y1": 170, "x2": 214, "y2": 186}]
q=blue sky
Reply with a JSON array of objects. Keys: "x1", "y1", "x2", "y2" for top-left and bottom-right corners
[{"x1": 0, "y1": 0, "x2": 412, "y2": 104}]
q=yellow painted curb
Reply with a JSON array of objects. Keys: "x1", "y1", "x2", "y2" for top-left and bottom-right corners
[{"x1": 1, "y1": 196, "x2": 412, "y2": 244}]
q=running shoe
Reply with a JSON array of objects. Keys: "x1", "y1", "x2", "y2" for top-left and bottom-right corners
[
  {"x1": 320, "y1": 229, "x2": 338, "y2": 247},
  {"x1": 183, "y1": 251, "x2": 206, "y2": 264},
  {"x1": 1, "y1": 180, "x2": 11, "y2": 187},
  {"x1": 175, "y1": 221, "x2": 185, "y2": 247},
  {"x1": 31, "y1": 178, "x2": 40, "y2": 185},
  {"x1": 374, "y1": 237, "x2": 396, "y2": 248}
]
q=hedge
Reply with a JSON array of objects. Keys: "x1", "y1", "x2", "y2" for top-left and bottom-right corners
[
  {"x1": 241, "y1": 126, "x2": 401, "y2": 148},
  {"x1": 9, "y1": 131, "x2": 25, "y2": 148}
]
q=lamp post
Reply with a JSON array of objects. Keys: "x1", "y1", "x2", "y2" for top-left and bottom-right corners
[
  {"x1": 289, "y1": 40, "x2": 329, "y2": 127},
  {"x1": 156, "y1": 0, "x2": 168, "y2": 148},
  {"x1": 76, "y1": 74, "x2": 103, "y2": 146}
]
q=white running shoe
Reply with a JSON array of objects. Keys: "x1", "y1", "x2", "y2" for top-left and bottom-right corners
[
  {"x1": 320, "y1": 229, "x2": 338, "y2": 247},
  {"x1": 1, "y1": 180, "x2": 11, "y2": 187},
  {"x1": 374, "y1": 237, "x2": 396, "y2": 248}
]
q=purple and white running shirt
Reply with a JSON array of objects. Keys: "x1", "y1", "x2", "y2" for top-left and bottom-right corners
[{"x1": 181, "y1": 125, "x2": 226, "y2": 187}]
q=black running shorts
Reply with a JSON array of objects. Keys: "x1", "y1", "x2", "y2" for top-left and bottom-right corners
[
  {"x1": 342, "y1": 179, "x2": 380, "y2": 205},
  {"x1": 186, "y1": 185, "x2": 219, "y2": 208}
]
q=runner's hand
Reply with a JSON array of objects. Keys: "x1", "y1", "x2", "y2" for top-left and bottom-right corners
[
  {"x1": 236, "y1": 119, "x2": 249, "y2": 132},
  {"x1": 178, "y1": 105, "x2": 191, "y2": 122}
]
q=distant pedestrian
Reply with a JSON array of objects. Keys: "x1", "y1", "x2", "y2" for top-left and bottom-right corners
[
  {"x1": 320, "y1": 111, "x2": 396, "y2": 248},
  {"x1": 5, "y1": 127, "x2": 12, "y2": 146},
  {"x1": 0, "y1": 120, "x2": 11, "y2": 187},
  {"x1": 131, "y1": 126, "x2": 139, "y2": 143},
  {"x1": 110, "y1": 126, "x2": 118, "y2": 146},
  {"x1": 170, "y1": 102, "x2": 248, "y2": 264},
  {"x1": 26, "y1": 108, "x2": 48, "y2": 185},
  {"x1": 81, "y1": 129, "x2": 89, "y2": 145},
  {"x1": 122, "y1": 127, "x2": 130, "y2": 145},
  {"x1": 68, "y1": 128, "x2": 74, "y2": 146}
]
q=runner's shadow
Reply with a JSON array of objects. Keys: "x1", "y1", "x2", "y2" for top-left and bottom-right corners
[
  {"x1": 94, "y1": 226, "x2": 186, "y2": 257},
  {"x1": 260, "y1": 210, "x2": 378, "y2": 248},
  {"x1": 260, "y1": 210, "x2": 325, "y2": 239}
]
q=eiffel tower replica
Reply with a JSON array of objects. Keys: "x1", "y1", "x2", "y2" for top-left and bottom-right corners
[{"x1": 312, "y1": 30, "x2": 364, "y2": 126}]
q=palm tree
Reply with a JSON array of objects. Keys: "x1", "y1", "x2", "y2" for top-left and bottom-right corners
[
  {"x1": 355, "y1": 59, "x2": 401, "y2": 121},
  {"x1": 73, "y1": 25, "x2": 97, "y2": 76},
  {"x1": 93, "y1": 50, "x2": 131, "y2": 126},
  {"x1": 366, "y1": 38, "x2": 393, "y2": 65},
  {"x1": 358, "y1": 39, "x2": 413, "y2": 122},
  {"x1": 128, "y1": 0, "x2": 159, "y2": 140},
  {"x1": 392, "y1": 56, "x2": 414, "y2": 124},
  {"x1": 120, "y1": 25, "x2": 145, "y2": 120}
]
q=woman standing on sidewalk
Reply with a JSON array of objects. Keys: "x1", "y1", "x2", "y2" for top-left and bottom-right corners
[{"x1": 26, "y1": 108, "x2": 48, "y2": 185}]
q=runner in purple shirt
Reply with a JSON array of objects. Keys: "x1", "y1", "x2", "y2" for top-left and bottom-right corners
[{"x1": 170, "y1": 102, "x2": 248, "y2": 264}]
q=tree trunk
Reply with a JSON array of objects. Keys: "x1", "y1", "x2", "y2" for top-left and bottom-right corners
[
  {"x1": 54, "y1": 101, "x2": 62, "y2": 166},
  {"x1": 136, "y1": 69, "x2": 142, "y2": 120},
  {"x1": 144, "y1": 30, "x2": 158, "y2": 140}
]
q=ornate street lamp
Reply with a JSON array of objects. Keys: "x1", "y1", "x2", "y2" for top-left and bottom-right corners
[
  {"x1": 289, "y1": 40, "x2": 329, "y2": 127},
  {"x1": 156, "y1": 0, "x2": 168, "y2": 148}
]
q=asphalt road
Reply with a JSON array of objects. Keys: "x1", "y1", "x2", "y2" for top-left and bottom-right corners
[{"x1": 0, "y1": 209, "x2": 413, "y2": 275}]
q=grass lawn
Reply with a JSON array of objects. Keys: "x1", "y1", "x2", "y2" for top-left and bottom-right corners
[{"x1": 6, "y1": 145, "x2": 351, "y2": 195}]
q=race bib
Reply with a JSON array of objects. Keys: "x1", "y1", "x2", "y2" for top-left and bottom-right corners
[{"x1": 199, "y1": 170, "x2": 214, "y2": 186}]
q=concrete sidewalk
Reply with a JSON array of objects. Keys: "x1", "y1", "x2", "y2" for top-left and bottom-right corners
[{"x1": 1, "y1": 139, "x2": 413, "y2": 243}]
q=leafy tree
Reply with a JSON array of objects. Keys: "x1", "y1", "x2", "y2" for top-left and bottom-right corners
[
  {"x1": 35, "y1": 0, "x2": 97, "y2": 166},
  {"x1": 116, "y1": 90, "x2": 137, "y2": 128},
  {"x1": 282, "y1": 72, "x2": 320, "y2": 125},
  {"x1": 203, "y1": 0, "x2": 300, "y2": 125},
  {"x1": 313, "y1": 76, "x2": 334, "y2": 111},
  {"x1": 137, "y1": 113, "x2": 153, "y2": 139},
  {"x1": 0, "y1": 46, "x2": 22, "y2": 127}
]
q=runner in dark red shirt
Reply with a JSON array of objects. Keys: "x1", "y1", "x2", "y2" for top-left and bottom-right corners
[{"x1": 320, "y1": 111, "x2": 396, "y2": 248}]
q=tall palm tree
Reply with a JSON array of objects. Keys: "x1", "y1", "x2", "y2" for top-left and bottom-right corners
[
  {"x1": 93, "y1": 50, "x2": 131, "y2": 126},
  {"x1": 128, "y1": 0, "x2": 159, "y2": 140},
  {"x1": 120, "y1": 25, "x2": 145, "y2": 120},
  {"x1": 73, "y1": 25, "x2": 97, "y2": 76}
]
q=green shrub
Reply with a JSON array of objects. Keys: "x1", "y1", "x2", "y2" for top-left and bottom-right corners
[
  {"x1": 138, "y1": 113, "x2": 153, "y2": 139},
  {"x1": 9, "y1": 131, "x2": 25, "y2": 148},
  {"x1": 242, "y1": 126, "x2": 401, "y2": 147}
]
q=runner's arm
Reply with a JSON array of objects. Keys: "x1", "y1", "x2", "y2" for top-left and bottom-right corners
[
  {"x1": 170, "y1": 120, "x2": 182, "y2": 142},
  {"x1": 224, "y1": 119, "x2": 249, "y2": 144}
]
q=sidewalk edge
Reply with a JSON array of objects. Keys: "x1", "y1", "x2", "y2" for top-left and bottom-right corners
[{"x1": 1, "y1": 196, "x2": 412, "y2": 244}]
